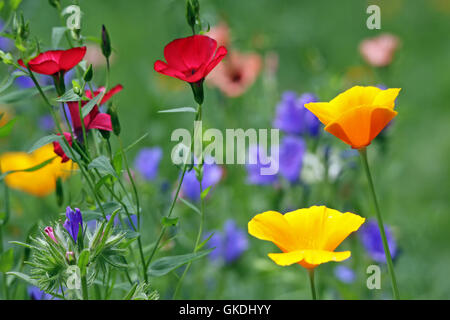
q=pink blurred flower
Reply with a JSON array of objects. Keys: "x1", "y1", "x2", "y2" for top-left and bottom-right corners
[
  {"x1": 207, "y1": 50, "x2": 262, "y2": 97},
  {"x1": 84, "y1": 43, "x2": 115, "y2": 67},
  {"x1": 205, "y1": 22, "x2": 230, "y2": 47},
  {"x1": 359, "y1": 33, "x2": 400, "y2": 67}
]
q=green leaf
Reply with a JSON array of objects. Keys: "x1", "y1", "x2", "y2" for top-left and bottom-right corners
[
  {"x1": 196, "y1": 231, "x2": 214, "y2": 251},
  {"x1": 123, "y1": 283, "x2": 138, "y2": 300},
  {"x1": 88, "y1": 155, "x2": 118, "y2": 178},
  {"x1": 147, "y1": 249, "x2": 212, "y2": 277},
  {"x1": 0, "y1": 70, "x2": 27, "y2": 94},
  {"x1": 112, "y1": 152, "x2": 122, "y2": 175},
  {"x1": 0, "y1": 85, "x2": 52, "y2": 103},
  {"x1": 0, "y1": 157, "x2": 56, "y2": 181},
  {"x1": 123, "y1": 132, "x2": 149, "y2": 153},
  {"x1": 0, "y1": 118, "x2": 16, "y2": 137},
  {"x1": 55, "y1": 88, "x2": 81, "y2": 102},
  {"x1": 200, "y1": 186, "x2": 211, "y2": 200},
  {"x1": 158, "y1": 107, "x2": 196, "y2": 114},
  {"x1": 9, "y1": 241, "x2": 34, "y2": 250},
  {"x1": 179, "y1": 197, "x2": 201, "y2": 215},
  {"x1": 82, "y1": 92, "x2": 103, "y2": 118},
  {"x1": 77, "y1": 249, "x2": 90, "y2": 277},
  {"x1": 51, "y1": 26, "x2": 67, "y2": 49},
  {"x1": 161, "y1": 216, "x2": 179, "y2": 227},
  {"x1": 28, "y1": 134, "x2": 61, "y2": 153},
  {"x1": 6, "y1": 271, "x2": 38, "y2": 286},
  {"x1": 0, "y1": 248, "x2": 14, "y2": 273}
]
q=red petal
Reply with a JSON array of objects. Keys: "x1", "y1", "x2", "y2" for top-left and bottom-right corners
[
  {"x1": 154, "y1": 60, "x2": 188, "y2": 81},
  {"x1": 204, "y1": 46, "x2": 228, "y2": 77},
  {"x1": 66, "y1": 101, "x2": 85, "y2": 131},
  {"x1": 100, "y1": 84, "x2": 123, "y2": 105},
  {"x1": 59, "y1": 47, "x2": 86, "y2": 72},
  {"x1": 87, "y1": 113, "x2": 112, "y2": 131},
  {"x1": 53, "y1": 132, "x2": 72, "y2": 163},
  {"x1": 180, "y1": 35, "x2": 217, "y2": 70}
]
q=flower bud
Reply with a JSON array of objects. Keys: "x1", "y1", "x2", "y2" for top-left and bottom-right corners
[
  {"x1": 72, "y1": 80, "x2": 82, "y2": 96},
  {"x1": 83, "y1": 64, "x2": 93, "y2": 82},
  {"x1": 186, "y1": 0, "x2": 200, "y2": 32},
  {"x1": 107, "y1": 104, "x2": 121, "y2": 136},
  {"x1": 44, "y1": 227, "x2": 58, "y2": 243},
  {"x1": 101, "y1": 24, "x2": 111, "y2": 59}
]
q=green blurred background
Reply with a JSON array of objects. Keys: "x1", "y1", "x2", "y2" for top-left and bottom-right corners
[{"x1": 1, "y1": 0, "x2": 450, "y2": 299}]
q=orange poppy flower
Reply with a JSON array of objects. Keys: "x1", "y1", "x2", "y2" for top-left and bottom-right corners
[
  {"x1": 305, "y1": 86, "x2": 401, "y2": 149},
  {"x1": 248, "y1": 206, "x2": 365, "y2": 269}
]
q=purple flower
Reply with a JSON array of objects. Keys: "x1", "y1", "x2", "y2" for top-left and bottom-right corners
[
  {"x1": 334, "y1": 265, "x2": 356, "y2": 284},
  {"x1": 134, "y1": 147, "x2": 163, "y2": 180},
  {"x1": 28, "y1": 286, "x2": 58, "y2": 300},
  {"x1": 181, "y1": 160, "x2": 223, "y2": 202},
  {"x1": 278, "y1": 136, "x2": 306, "y2": 183},
  {"x1": 63, "y1": 207, "x2": 83, "y2": 243},
  {"x1": 15, "y1": 75, "x2": 35, "y2": 89},
  {"x1": 245, "y1": 145, "x2": 278, "y2": 185},
  {"x1": 360, "y1": 219, "x2": 397, "y2": 263},
  {"x1": 207, "y1": 220, "x2": 248, "y2": 264},
  {"x1": 0, "y1": 19, "x2": 12, "y2": 51},
  {"x1": 38, "y1": 115, "x2": 55, "y2": 131},
  {"x1": 273, "y1": 91, "x2": 320, "y2": 136}
]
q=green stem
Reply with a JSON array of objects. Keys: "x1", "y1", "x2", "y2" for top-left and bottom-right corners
[
  {"x1": 308, "y1": 269, "x2": 317, "y2": 300},
  {"x1": 173, "y1": 104, "x2": 204, "y2": 299},
  {"x1": 358, "y1": 148, "x2": 400, "y2": 300},
  {"x1": 81, "y1": 274, "x2": 89, "y2": 300}
]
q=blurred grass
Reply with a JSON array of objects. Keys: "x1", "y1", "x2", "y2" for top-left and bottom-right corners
[{"x1": 1, "y1": 0, "x2": 449, "y2": 299}]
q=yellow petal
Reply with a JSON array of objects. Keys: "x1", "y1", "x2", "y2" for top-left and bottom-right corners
[
  {"x1": 268, "y1": 251, "x2": 304, "y2": 266},
  {"x1": 373, "y1": 88, "x2": 401, "y2": 109},
  {"x1": 284, "y1": 206, "x2": 365, "y2": 251},
  {"x1": 304, "y1": 102, "x2": 337, "y2": 126},
  {"x1": 248, "y1": 211, "x2": 297, "y2": 252},
  {"x1": 330, "y1": 86, "x2": 382, "y2": 110}
]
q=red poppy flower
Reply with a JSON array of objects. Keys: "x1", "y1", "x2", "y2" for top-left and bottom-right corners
[
  {"x1": 154, "y1": 35, "x2": 227, "y2": 83},
  {"x1": 18, "y1": 47, "x2": 87, "y2": 76},
  {"x1": 67, "y1": 84, "x2": 123, "y2": 136},
  {"x1": 53, "y1": 132, "x2": 73, "y2": 163}
]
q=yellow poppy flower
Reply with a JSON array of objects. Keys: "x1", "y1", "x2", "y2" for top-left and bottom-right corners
[
  {"x1": 305, "y1": 86, "x2": 401, "y2": 149},
  {"x1": 248, "y1": 205, "x2": 365, "y2": 269},
  {"x1": 0, "y1": 144, "x2": 74, "y2": 196}
]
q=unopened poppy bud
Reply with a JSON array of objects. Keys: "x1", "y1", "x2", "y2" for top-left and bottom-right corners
[
  {"x1": 108, "y1": 104, "x2": 121, "y2": 136},
  {"x1": 190, "y1": 80, "x2": 204, "y2": 105},
  {"x1": 186, "y1": 0, "x2": 200, "y2": 32},
  {"x1": 44, "y1": 226, "x2": 58, "y2": 243},
  {"x1": 56, "y1": 177, "x2": 64, "y2": 207},
  {"x1": 101, "y1": 25, "x2": 111, "y2": 59},
  {"x1": 72, "y1": 80, "x2": 82, "y2": 96},
  {"x1": 83, "y1": 64, "x2": 93, "y2": 82}
]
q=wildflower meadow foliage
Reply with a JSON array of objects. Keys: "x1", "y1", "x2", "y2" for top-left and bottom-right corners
[{"x1": 0, "y1": 0, "x2": 449, "y2": 302}]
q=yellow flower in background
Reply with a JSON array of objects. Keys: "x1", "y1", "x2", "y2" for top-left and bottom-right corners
[
  {"x1": 305, "y1": 86, "x2": 401, "y2": 149},
  {"x1": 248, "y1": 205, "x2": 365, "y2": 269},
  {"x1": 0, "y1": 144, "x2": 73, "y2": 196}
]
